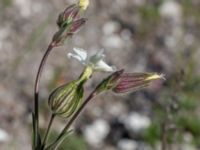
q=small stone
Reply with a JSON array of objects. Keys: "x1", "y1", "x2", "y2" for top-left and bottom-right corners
[
  {"x1": 103, "y1": 21, "x2": 120, "y2": 35},
  {"x1": 107, "y1": 102, "x2": 127, "y2": 117},
  {"x1": 103, "y1": 35, "x2": 123, "y2": 48},
  {"x1": 183, "y1": 132, "x2": 193, "y2": 143},
  {"x1": 14, "y1": 0, "x2": 32, "y2": 17},
  {"x1": 181, "y1": 144, "x2": 196, "y2": 150},
  {"x1": 0, "y1": 128, "x2": 10, "y2": 142},
  {"x1": 83, "y1": 119, "x2": 110, "y2": 147},
  {"x1": 118, "y1": 139, "x2": 137, "y2": 150},
  {"x1": 123, "y1": 112, "x2": 151, "y2": 132},
  {"x1": 159, "y1": 0, "x2": 182, "y2": 22}
]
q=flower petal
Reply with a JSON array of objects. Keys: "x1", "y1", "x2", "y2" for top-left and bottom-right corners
[
  {"x1": 94, "y1": 60, "x2": 117, "y2": 72},
  {"x1": 68, "y1": 47, "x2": 117, "y2": 73},
  {"x1": 73, "y1": 47, "x2": 88, "y2": 60},
  {"x1": 89, "y1": 49, "x2": 105, "y2": 64},
  {"x1": 68, "y1": 48, "x2": 88, "y2": 65},
  {"x1": 79, "y1": 0, "x2": 89, "y2": 10}
]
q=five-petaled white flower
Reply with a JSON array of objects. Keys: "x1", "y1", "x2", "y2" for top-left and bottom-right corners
[{"x1": 68, "y1": 48, "x2": 116, "y2": 72}]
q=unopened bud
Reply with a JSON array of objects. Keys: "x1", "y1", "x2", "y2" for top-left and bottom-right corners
[
  {"x1": 48, "y1": 80, "x2": 84, "y2": 118},
  {"x1": 53, "y1": 3, "x2": 87, "y2": 46},
  {"x1": 52, "y1": 18, "x2": 86, "y2": 46},
  {"x1": 48, "y1": 66, "x2": 94, "y2": 118},
  {"x1": 57, "y1": 4, "x2": 80, "y2": 28},
  {"x1": 68, "y1": 18, "x2": 87, "y2": 34},
  {"x1": 113, "y1": 73, "x2": 165, "y2": 93},
  {"x1": 94, "y1": 70, "x2": 124, "y2": 94}
]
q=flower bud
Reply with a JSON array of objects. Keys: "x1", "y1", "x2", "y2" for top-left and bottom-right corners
[
  {"x1": 52, "y1": 18, "x2": 86, "y2": 46},
  {"x1": 94, "y1": 70, "x2": 124, "y2": 94},
  {"x1": 48, "y1": 80, "x2": 84, "y2": 118},
  {"x1": 68, "y1": 18, "x2": 87, "y2": 34},
  {"x1": 113, "y1": 73, "x2": 165, "y2": 93},
  {"x1": 48, "y1": 67, "x2": 94, "y2": 118},
  {"x1": 52, "y1": 3, "x2": 87, "y2": 46},
  {"x1": 57, "y1": 4, "x2": 79, "y2": 28}
]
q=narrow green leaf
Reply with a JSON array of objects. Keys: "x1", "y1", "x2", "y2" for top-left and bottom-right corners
[
  {"x1": 45, "y1": 130, "x2": 73, "y2": 150},
  {"x1": 37, "y1": 133, "x2": 42, "y2": 149}
]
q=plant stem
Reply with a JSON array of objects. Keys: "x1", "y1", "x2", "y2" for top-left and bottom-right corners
[
  {"x1": 34, "y1": 42, "x2": 55, "y2": 148},
  {"x1": 46, "y1": 91, "x2": 97, "y2": 149},
  {"x1": 161, "y1": 121, "x2": 167, "y2": 150},
  {"x1": 42, "y1": 114, "x2": 55, "y2": 149}
]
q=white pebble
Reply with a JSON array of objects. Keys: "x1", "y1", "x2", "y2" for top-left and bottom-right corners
[
  {"x1": 118, "y1": 139, "x2": 137, "y2": 150},
  {"x1": 159, "y1": 0, "x2": 182, "y2": 22},
  {"x1": 84, "y1": 119, "x2": 110, "y2": 147},
  {"x1": 103, "y1": 21, "x2": 120, "y2": 35},
  {"x1": 123, "y1": 112, "x2": 151, "y2": 132},
  {"x1": 103, "y1": 35, "x2": 123, "y2": 48},
  {"x1": 0, "y1": 128, "x2": 10, "y2": 142}
]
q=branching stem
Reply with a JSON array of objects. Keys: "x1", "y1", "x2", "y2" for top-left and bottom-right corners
[{"x1": 34, "y1": 42, "x2": 55, "y2": 148}]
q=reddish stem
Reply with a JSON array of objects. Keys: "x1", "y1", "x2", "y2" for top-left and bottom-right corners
[{"x1": 34, "y1": 42, "x2": 55, "y2": 147}]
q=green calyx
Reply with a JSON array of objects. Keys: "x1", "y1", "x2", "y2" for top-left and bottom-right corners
[
  {"x1": 48, "y1": 80, "x2": 84, "y2": 118},
  {"x1": 48, "y1": 67, "x2": 93, "y2": 118},
  {"x1": 78, "y1": 66, "x2": 93, "y2": 83}
]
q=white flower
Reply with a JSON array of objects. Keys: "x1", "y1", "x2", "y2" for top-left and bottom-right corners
[{"x1": 68, "y1": 48, "x2": 116, "y2": 72}]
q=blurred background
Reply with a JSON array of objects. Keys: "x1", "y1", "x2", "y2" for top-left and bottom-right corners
[{"x1": 0, "y1": 0, "x2": 200, "y2": 149}]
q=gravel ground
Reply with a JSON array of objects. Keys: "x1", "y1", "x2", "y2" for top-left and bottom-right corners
[{"x1": 0, "y1": 0, "x2": 200, "y2": 150}]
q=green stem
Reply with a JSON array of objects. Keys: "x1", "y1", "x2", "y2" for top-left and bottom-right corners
[
  {"x1": 42, "y1": 114, "x2": 55, "y2": 149},
  {"x1": 45, "y1": 91, "x2": 97, "y2": 149},
  {"x1": 161, "y1": 122, "x2": 167, "y2": 150},
  {"x1": 34, "y1": 42, "x2": 55, "y2": 148}
]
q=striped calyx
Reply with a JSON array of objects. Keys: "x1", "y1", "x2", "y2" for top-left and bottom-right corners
[
  {"x1": 113, "y1": 73, "x2": 165, "y2": 93},
  {"x1": 48, "y1": 80, "x2": 84, "y2": 118},
  {"x1": 48, "y1": 67, "x2": 93, "y2": 118}
]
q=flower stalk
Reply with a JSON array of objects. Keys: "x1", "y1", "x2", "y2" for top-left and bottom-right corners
[
  {"x1": 41, "y1": 114, "x2": 55, "y2": 149},
  {"x1": 34, "y1": 41, "x2": 56, "y2": 149}
]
